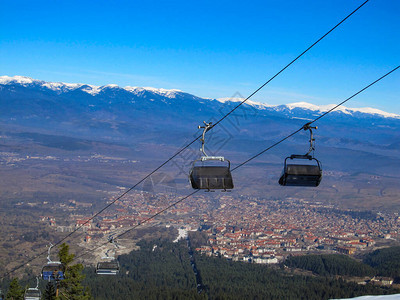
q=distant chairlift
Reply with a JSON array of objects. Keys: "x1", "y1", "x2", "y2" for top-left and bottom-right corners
[
  {"x1": 24, "y1": 277, "x2": 41, "y2": 300},
  {"x1": 189, "y1": 121, "x2": 234, "y2": 191},
  {"x1": 96, "y1": 236, "x2": 120, "y2": 275},
  {"x1": 41, "y1": 243, "x2": 65, "y2": 281},
  {"x1": 279, "y1": 123, "x2": 322, "y2": 187}
]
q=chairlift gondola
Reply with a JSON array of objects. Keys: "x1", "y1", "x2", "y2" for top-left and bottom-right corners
[
  {"x1": 96, "y1": 236, "x2": 120, "y2": 275},
  {"x1": 24, "y1": 288, "x2": 41, "y2": 300},
  {"x1": 189, "y1": 122, "x2": 234, "y2": 191},
  {"x1": 279, "y1": 124, "x2": 322, "y2": 187},
  {"x1": 96, "y1": 260, "x2": 120, "y2": 275},
  {"x1": 41, "y1": 244, "x2": 65, "y2": 281},
  {"x1": 24, "y1": 278, "x2": 41, "y2": 300}
]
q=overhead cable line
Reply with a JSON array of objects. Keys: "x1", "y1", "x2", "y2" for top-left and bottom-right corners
[
  {"x1": 0, "y1": 0, "x2": 370, "y2": 279},
  {"x1": 74, "y1": 64, "x2": 400, "y2": 262},
  {"x1": 53, "y1": 0, "x2": 371, "y2": 244},
  {"x1": 231, "y1": 65, "x2": 400, "y2": 171},
  {"x1": 56, "y1": 0, "x2": 371, "y2": 242},
  {"x1": 211, "y1": 0, "x2": 370, "y2": 128},
  {"x1": 74, "y1": 190, "x2": 200, "y2": 261}
]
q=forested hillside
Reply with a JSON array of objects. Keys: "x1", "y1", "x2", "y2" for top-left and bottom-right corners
[
  {"x1": 283, "y1": 247, "x2": 400, "y2": 282},
  {"x1": 364, "y1": 247, "x2": 400, "y2": 279},
  {"x1": 82, "y1": 240, "x2": 397, "y2": 300},
  {"x1": 284, "y1": 254, "x2": 376, "y2": 277},
  {"x1": 84, "y1": 240, "x2": 202, "y2": 299},
  {"x1": 3, "y1": 241, "x2": 400, "y2": 299}
]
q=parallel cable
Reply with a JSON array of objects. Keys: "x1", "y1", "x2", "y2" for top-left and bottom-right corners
[
  {"x1": 232, "y1": 65, "x2": 400, "y2": 171},
  {"x1": 74, "y1": 190, "x2": 200, "y2": 261},
  {"x1": 211, "y1": 0, "x2": 370, "y2": 128},
  {"x1": 0, "y1": 0, "x2": 370, "y2": 279},
  {"x1": 51, "y1": 0, "x2": 371, "y2": 243},
  {"x1": 74, "y1": 64, "x2": 400, "y2": 262}
]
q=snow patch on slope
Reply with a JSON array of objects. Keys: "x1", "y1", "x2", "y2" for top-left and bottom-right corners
[
  {"x1": 125, "y1": 86, "x2": 183, "y2": 98},
  {"x1": 216, "y1": 97, "x2": 400, "y2": 119},
  {"x1": 43, "y1": 82, "x2": 81, "y2": 91},
  {"x1": 286, "y1": 102, "x2": 399, "y2": 119},
  {"x1": 217, "y1": 97, "x2": 274, "y2": 109},
  {"x1": 80, "y1": 85, "x2": 102, "y2": 95}
]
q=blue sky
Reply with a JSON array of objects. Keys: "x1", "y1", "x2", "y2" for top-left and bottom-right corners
[{"x1": 1, "y1": 0, "x2": 399, "y2": 113}]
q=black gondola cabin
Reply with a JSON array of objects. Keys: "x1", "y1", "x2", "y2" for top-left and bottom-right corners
[
  {"x1": 190, "y1": 163, "x2": 234, "y2": 191},
  {"x1": 96, "y1": 260, "x2": 120, "y2": 275},
  {"x1": 279, "y1": 155, "x2": 322, "y2": 187}
]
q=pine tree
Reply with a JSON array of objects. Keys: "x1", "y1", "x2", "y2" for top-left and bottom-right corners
[
  {"x1": 57, "y1": 243, "x2": 92, "y2": 300},
  {"x1": 5, "y1": 278, "x2": 24, "y2": 300},
  {"x1": 43, "y1": 282, "x2": 56, "y2": 300},
  {"x1": 58, "y1": 243, "x2": 75, "y2": 266}
]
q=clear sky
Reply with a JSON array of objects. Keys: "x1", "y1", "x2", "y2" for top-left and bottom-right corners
[{"x1": 1, "y1": 0, "x2": 399, "y2": 113}]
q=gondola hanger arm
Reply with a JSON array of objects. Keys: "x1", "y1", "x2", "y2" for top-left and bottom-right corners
[{"x1": 302, "y1": 123, "x2": 317, "y2": 156}]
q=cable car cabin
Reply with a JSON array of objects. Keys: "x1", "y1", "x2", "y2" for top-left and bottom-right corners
[
  {"x1": 96, "y1": 260, "x2": 120, "y2": 275},
  {"x1": 42, "y1": 262, "x2": 65, "y2": 281},
  {"x1": 190, "y1": 160, "x2": 233, "y2": 191},
  {"x1": 190, "y1": 122, "x2": 234, "y2": 191},
  {"x1": 279, "y1": 155, "x2": 322, "y2": 187},
  {"x1": 24, "y1": 288, "x2": 41, "y2": 300}
]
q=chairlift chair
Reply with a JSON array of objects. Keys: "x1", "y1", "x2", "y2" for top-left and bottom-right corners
[
  {"x1": 96, "y1": 260, "x2": 120, "y2": 275},
  {"x1": 279, "y1": 124, "x2": 322, "y2": 187},
  {"x1": 24, "y1": 288, "x2": 41, "y2": 300},
  {"x1": 41, "y1": 244, "x2": 65, "y2": 281},
  {"x1": 41, "y1": 262, "x2": 65, "y2": 281},
  {"x1": 96, "y1": 235, "x2": 120, "y2": 275},
  {"x1": 189, "y1": 122, "x2": 234, "y2": 191},
  {"x1": 24, "y1": 278, "x2": 41, "y2": 300}
]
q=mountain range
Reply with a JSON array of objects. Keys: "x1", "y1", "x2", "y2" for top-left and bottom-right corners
[{"x1": 1, "y1": 75, "x2": 400, "y2": 210}]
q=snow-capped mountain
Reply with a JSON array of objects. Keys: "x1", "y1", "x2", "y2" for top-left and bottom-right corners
[
  {"x1": 1, "y1": 75, "x2": 398, "y2": 119},
  {"x1": 0, "y1": 75, "x2": 185, "y2": 99},
  {"x1": 1, "y1": 75, "x2": 399, "y2": 175}
]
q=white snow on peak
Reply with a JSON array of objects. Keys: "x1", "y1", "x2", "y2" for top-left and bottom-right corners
[
  {"x1": 80, "y1": 85, "x2": 101, "y2": 96},
  {"x1": 216, "y1": 97, "x2": 273, "y2": 109},
  {"x1": 0, "y1": 75, "x2": 37, "y2": 85},
  {"x1": 354, "y1": 107, "x2": 400, "y2": 118},
  {"x1": 43, "y1": 82, "x2": 81, "y2": 91},
  {"x1": 286, "y1": 102, "x2": 400, "y2": 119},
  {"x1": 286, "y1": 102, "x2": 352, "y2": 115},
  {"x1": 217, "y1": 97, "x2": 245, "y2": 103},
  {"x1": 286, "y1": 101, "x2": 322, "y2": 111},
  {"x1": 102, "y1": 84, "x2": 119, "y2": 88},
  {"x1": 1, "y1": 76, "x2": 398, "y2": 119},
  {"x1": 125, "y1": 86, "x2": 182, "y2": 98},
  {"x1": 216, "y1": 98, "x2": 399, "y2": 119},
  {"x1": 0, "y1": 76, "x2": 185, "y2": 98},
  {"x1": 124, "y1": 86, "x2": 139, "y2": 93},
  {"x1": 0, "y1": 75, "x2": 83, "y2": 93},
  {"x1": 143, "y1": 86, "x2": 182, "y2": 94}
]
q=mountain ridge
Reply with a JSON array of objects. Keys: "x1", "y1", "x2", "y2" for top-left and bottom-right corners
[{"x1": 1, "y1": 75, "x2": 399, "y2": 119}]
